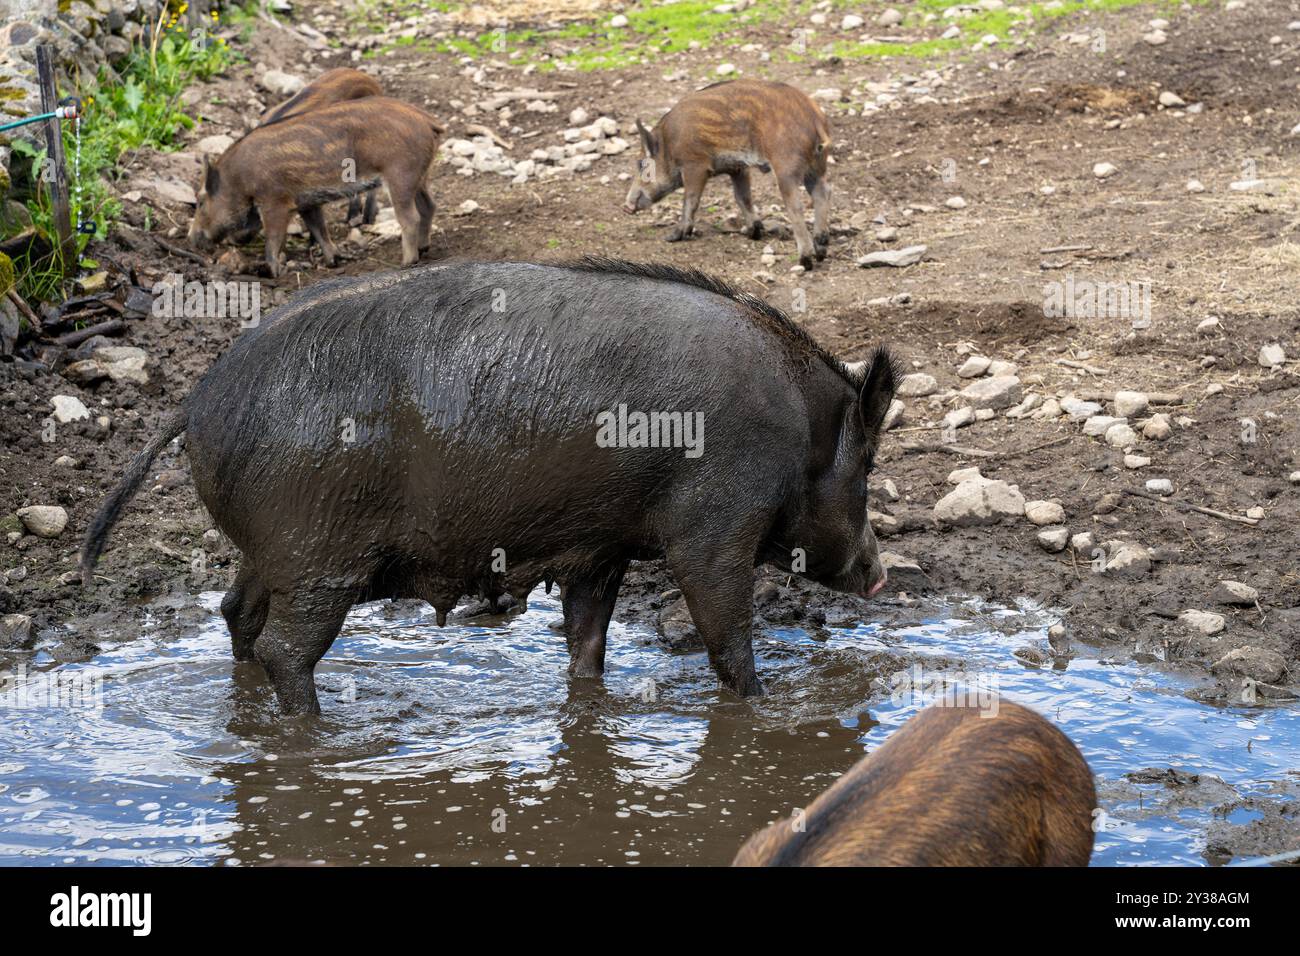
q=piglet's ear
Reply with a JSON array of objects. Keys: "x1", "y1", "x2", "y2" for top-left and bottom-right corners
[
  {"x1": 203, "y1": 155, "x2": 220, "y2": 196},
  {"x1": 856, "y1": 346, "x2": 899, "y2": 445},
  {"x1": 635, "y1": 118, "x2": 656, "y2": 155}
]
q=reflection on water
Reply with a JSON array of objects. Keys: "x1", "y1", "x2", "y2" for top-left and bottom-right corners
[{"x1": 0, "y1": 588, "x2": 1296, "y2": 866}]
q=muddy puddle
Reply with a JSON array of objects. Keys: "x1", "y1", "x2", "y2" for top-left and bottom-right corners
[{"x1": 1, "y1": 588, "x2": 1296, "y2": 866}]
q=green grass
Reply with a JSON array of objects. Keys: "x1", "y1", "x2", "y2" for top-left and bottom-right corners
[
  {"x1": 4, "y1": 2, "x2": 241, "y2": 301},
  {"x1": 356, "y1": 0, "x2": 1195, "y2": 71}
]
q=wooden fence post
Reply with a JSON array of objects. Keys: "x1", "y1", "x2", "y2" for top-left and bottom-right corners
[{"x1": 34, "y1": 45, "x2": 76, "y2": 272}]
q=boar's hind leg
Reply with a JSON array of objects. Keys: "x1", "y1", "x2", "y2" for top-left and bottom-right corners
[
  {"x1": 254, "y1": 588, "x2": 355, "y2": 716},
  {"x1": 775, "y1": 174, "x2": 817, "y2": 271},
  {"x1": 221, "y1": 565, "x2": 270, "y2": 662},
  {"x1": 668, "y1": 547, "x2": 762, "y2": 697},
  {"x1": 298, "y1": 205, "x2": 339, "y2": 267},
  {"x1": 730, "y1": 170, "x2": 763, "y2": 240},
  {"x1": 805, "y1": 172, "x2": 831, "y2": 261},
  {"x1": 666, "y1": 166, "x2": 708, "y2": 242},
  {"x1": 562, "y1": 562, "x2": 629, "y2": 678}
]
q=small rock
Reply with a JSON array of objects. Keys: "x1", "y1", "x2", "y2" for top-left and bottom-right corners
[
  {"x1": 857, "y1": 245, "x2": 927, "y2": 268},
  {"x1": 1259, "y1": 343, "x2": 1285, "y2": 368},
  {"x1": 1246, "y1": 506, "x2": 1265, "y2": 521},
  {"x1": 1142, "y1": 414, "x2": 1172, "y2": 440},
  {"x1": 1142, "y1": 30, "x2": 1167, "y2": 46},
  {"x1": 947, "y1": 466, "x2": 982, "y2": 484},
  {"x1": 1105, "y1": 542, "x2": 1151, "y2": 577},
  {"x1": 1211, "y1": 580, "x2": 1258, "y2": 606},
  {"x1": 258, "y1": 69, "x2": 305, "y2": 97},
  {"x1": 1037, "y1": 526, "x2": 1069, "y2": 552},
  {"x1": 16, "y1": 505, "x2": 68, "y2": 539},
  {"x1": 959, "y1": 375, "x2": 1021, "y2": 410},
  {"x1": 1025, "y1": 500, "x2": 1066, "y2": 526},
  {"x1": 1179, "y1": 609, "x2": 1226, "y2": 636},
  {"x1": 1113, "y1": 390, "x2": 1149, "y2": 417},
  {"x1": 1145, "y1": 478, "x2": 1173, "y2": 495},
  {"x1": 1157, "y1": 91, "x2": 1185, "y2": 108},
  {"x1": 609, "y1": 14, "x2": 629, "y2": 28},
  {"x1": 1093, "y1": 162, "x2": 1119, "y2": 179},
  {"x1": 841, "y1": 14, "x2": 864, "y2": 30},
  {"x1": 934, "y1": 477, "x2": 1026, "y2": 527},
  {"x1": 569, "y1": 108, "x2": 589, "y2": 126},
  {"x1": 945, "y1": 196, "x2": 967, "y2": 210},
  {"x1": 1124, "y1": 454, "x2": 1150, "y2": 469},
  {"x1": 942, "y1": 406, "x2": 975, "y2": 430},
  {"x1": 715, "y1": 63, "x2": 736, "y2": 76},
  {"x1": 875, "y1": 226, "x2": 899, "y2": 242},
  {"x1": 1196, "y1": 317, "x2": 1219, "y2": 335},
  {"x1": 1071, "y1": 531, "x2": 1095, "y2": 554},
  {"x1": 882, "y1": 399, "x2": 905, "y2": 431},
  {"x1": 1084, "y1": 414, "x2": 1126, "y2": 437},
  {"x1": 0, "y1": 613, "x2": 33, "y2": 649},
  {"x1": 896, "y1": 373, "x2": 937, "y2": 397},
  {"x1": 455, "y1": 200, "x2": 480, "y2": 216},
  {"x1": 1105, "y1": 423, "x2": 1139, "y2": 448},
  {"x1": 877, "y1": 8, "x2": 903, "y2": 27},
  {"x1": 1060, "y1": 397, "x2": 1102, "y2": 420},
  {"x1": 50, "y1": 395, "x2": 90, "y2": 424},
  {"x1": 1212, "y1": 647, "x2": 1285, "y2": 684},
  {"x1": 1186, "y1": 179, "x2": 1206, "y2": 193},
  {"x1": 957, "y1": 355, "x2": 991, "y2": 378},
  {"x1": 196, "y1": 134, "x2": 234, "y2": 156}
]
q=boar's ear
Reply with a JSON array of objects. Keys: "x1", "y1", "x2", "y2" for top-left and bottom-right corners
[
  {"x1": 203, "y1": 154, "x2": 219, "y2": 196},
  {"x1": 855, "y1": 346, "x2": 899, "y2": 450},
  {"x1": 635, "y1": 118, "x2": 656, "y2": 156}
]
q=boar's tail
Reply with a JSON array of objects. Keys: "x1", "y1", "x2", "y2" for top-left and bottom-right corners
[{"x1": 79, "y1": 407, "x2": 189, "y2": 587}]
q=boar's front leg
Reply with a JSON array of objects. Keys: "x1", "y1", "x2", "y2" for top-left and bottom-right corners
[
  {"x1": 298, "y1": 204, "x2": 339, "y2": 267},
  {"x1": 668, "y1": 545, "x2": 762, "y2": 697},
  {"x1": 254, "y1": 587, "x2": 355, "y2": 716},
  {"x1": 730, "y1": 169, "x2": 764, "y2": 240},
  {"x1": 562, "y1": 561, "x2": 628, "y2": 678},
  {"x1": 666, "y1": 166, "x2": 708, "y2": 242},
  {"x1": 775, "y1": 173, "x2": 817, "y2": 271}
]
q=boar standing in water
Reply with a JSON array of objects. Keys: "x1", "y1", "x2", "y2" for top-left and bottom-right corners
[
  {"x1": 188, "y1": 96, "x2": 445, "y2": 277},
  {"x1": 733, "y1": 701, "x2": 1097, "y2": 866},
  {"x1": 80, "y1": 258, "x2": 897, "y2": 716},
  {"x1": 624, "y1": 79, "x2": 833, "y2": 270},
  {"x1": 259, "y1": 67, "x2": 385, "y2": 228}
]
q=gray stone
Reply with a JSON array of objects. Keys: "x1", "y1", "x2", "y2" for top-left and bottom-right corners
[
  {"x1": 1179, "y1": 609, "x2": 1226, "y2": 635},
  {"x1": 857, "y1": 245, "x2": 927, "y2": 268},
  {"x1": 1025, "y1": 500, "x2": 1065, "y2": 526},
  {"x1": 1105, "y1": 542, "x2": 1151, "y2": 577},
  {"x1": 896, "y1": 373, "x2": 937, "y2": 397},
  {"x1": 1211, "y1": 580, "x2": 1258, "y2": 606},
  {"x1": 1212, "y1": 647, "x2": 1285, "y2": 684},
  {"x1": 16, "y1": 505, "x2": 67, "y2": 538},
  {"x1": 959, "y1": 375, "x2": 1021, "y2": 410},
  {"x1": 1113, "y1": 390, "x2": 1149, "y2": 417},
  {"x1": 50, "y1": 394, "x2": 90, "y2": 423},
  {"x1": 957, "y1": 355, "x2": 991, "y2": 378},
  {"x1": 934, "y1": 477, "x2": 1026, "y2": 527},
  {"x1": 1037, "y1": 526, "x2": 1069, "y2": 552},
  {"x1": 0, "y1": 613, "x2": 33, "y2": 649}
]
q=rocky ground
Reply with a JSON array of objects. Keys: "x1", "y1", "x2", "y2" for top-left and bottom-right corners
[{"x1": 2, "y1": 0, "x2": 1298, "y2": 727}]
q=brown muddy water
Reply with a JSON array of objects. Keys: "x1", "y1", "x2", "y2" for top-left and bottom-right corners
[{"x1": 1, "y1": 587, "x2": 1297, "y2": 866}]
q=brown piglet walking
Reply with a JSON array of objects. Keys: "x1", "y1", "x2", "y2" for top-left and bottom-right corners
[
  {"x1": 733, "y1": 700, "x2": 1097, "y2": 866},
  {"x1": 260, "y1": 67, "x2": 385, "y2": 227},
  {"x1": 624, "y1": 79, "x2": 833, "y2": 269},
  {"x1": 188, "y1": 96, "x2": 446, "y2": 277}
]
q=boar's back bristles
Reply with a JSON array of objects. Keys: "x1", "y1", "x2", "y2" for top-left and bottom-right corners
[{"x1": 567, "y1": 256, "x2": 854, "y2": 383}]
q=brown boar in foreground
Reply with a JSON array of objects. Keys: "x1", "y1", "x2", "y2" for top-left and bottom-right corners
[
  {"x1": 188, "y1": 97, "x2": 445, "y2": 276},
  {"x1": 624, "y1": 79, "x2": 833, "y2": 269},
  {"x1": 733, "y1": 700, "x2": 1097, "y2": 866},
  {"x1": 260, "y1": 68, "x2": 385, "y2": 227}
]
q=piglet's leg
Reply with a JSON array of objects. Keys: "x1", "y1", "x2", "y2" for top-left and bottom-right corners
[
  {"x1": 666, "y1": 166, "x2": 708, "y2": 242},
  {"x1": 730, "y1": 169, "x2": 764, "y2": 240},
  {"x1": 776, "y1": 173, "x2": 816, "y2": 271},
  {"x1": 260, "y1": 199, "x2": 294, "y2": 278},
  {"x1": 807, "y1": 173, "x2": 831, "y2": 261},
  {"x1": 299, "y1": 205, "x2": 339, "y2": 267}
]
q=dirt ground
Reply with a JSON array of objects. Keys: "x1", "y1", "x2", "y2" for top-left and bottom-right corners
[{"x1": 2, "y1": 0, "x2": 1298, "y2": 718}]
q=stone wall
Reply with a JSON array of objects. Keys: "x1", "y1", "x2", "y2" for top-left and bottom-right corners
[{"x1": 0, "y1": 0, "x2": 223, "y2": 199}]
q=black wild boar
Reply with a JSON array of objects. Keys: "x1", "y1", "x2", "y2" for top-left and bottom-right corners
[
  {"x1": 187, "y1": 96, "x2": 445, "y2": 277},
  {"x1": 732, "y1": 701, "x2": 1097, "y2": 866},
  {"x1": 260, "y1": 68, "x2": 385, "y2": 228},
  {"x1": 80, "y1": 259, "x2": 896, "y2": 716},
  {"x1": 624, "y1": 79, "x2": 833, "y2": 269}
]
